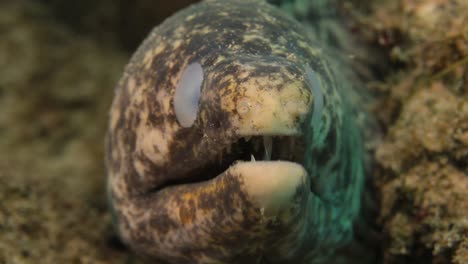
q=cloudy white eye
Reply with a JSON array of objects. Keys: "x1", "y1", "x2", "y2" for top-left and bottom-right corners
[
  {"x1": 305, "y1": 66, "x2": 324, "y2": 128},
  {"x1": 174, "y1": 62, "x2": 203, "y2": 127},
  {"x1": 236, "y1": 97, "x2": 251, "y2": 116}
]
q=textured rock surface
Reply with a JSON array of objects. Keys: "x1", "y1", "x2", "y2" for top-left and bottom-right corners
[
  {"x1": 347, "y1": 0, "x2": 468, "y2": 263},
  {"x1": 0, "y1": 1, "x2": 138, "y2": 263},
  {"x1": 375, "y1": 85, "x2": 468, "y2": 262}
]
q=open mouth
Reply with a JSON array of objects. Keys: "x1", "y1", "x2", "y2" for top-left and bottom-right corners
[
  {"x1": 228, "y1": 135, "x2": 305, "y2": 164},
  {"x1": 151, "y1": 135, "x2": 306, "y2": 193},
  {"x1": 168, "y1": 135, "x2": 306, "y2": 188}
]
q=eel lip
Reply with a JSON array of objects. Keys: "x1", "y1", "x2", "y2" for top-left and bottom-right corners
[{"x1": 231, "y1": 160, "x2": 308, "y2": 217}]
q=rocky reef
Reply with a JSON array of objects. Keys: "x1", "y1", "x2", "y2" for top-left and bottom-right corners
[
  {"x1": 0, "y1": 0, "x2": 466, "y2": 263},
  {"x1": 347, "y1": 0, "x2": 468, "y2": 262}
]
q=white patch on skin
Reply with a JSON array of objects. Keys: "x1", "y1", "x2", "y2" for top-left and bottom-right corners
[
  {"x1": 156, "y1": 89, "x2": 171, "y2": 113},
  {"x1": 242, "y1": 34, "x2": 267, "y2": 42},
  {"x1": 137, "y1": 128, "x2": 171, "y2": 165},
  {"x1": 174, "y1": 62, "x2": 204, "y2": 127},
  {"x1": 213, "y1": 55, "x2": 226, "y2": 65},
  {"x1": 174, "y1": 26, "x2": 186, "y2": 37},
  {"x1": 172, "y1": 39, "x2": 183, "y2": 49},
  {"x1": 133, "y1": 158, "x2": 147, "y2": 180},
  {"x1": 144, "y1": 43, "x2": 166, "y2": 66},
  {"x1": 201, "y1": 26, "x2": 213, "y2": 34},
  {"x1": 185, "y1": 14, "x2": 196, "y2": 21},
  {"x1": 126, "y1": 78, "x2": 173, "y2": 166},
  {"x1": 109, "y1": 101, "x2": 121, "y2": 131},
  {"x1": 127, "y1": 77, "x2": 140, "y2": 95}
]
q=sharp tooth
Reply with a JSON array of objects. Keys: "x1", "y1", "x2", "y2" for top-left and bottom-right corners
[
  {"x1": 244, "y1": 136, "x2": 251, "y2": 142},
  {"x1": 251, "y1": 154, "x2": 256, "y2": 162},
  {"x1": 263, "y1": 136, "x2": 272, "y2": 160}
]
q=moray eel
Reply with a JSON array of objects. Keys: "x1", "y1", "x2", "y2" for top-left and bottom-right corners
[{"x1": 106, "y1": 0, "x2": 365, "y2": 263}]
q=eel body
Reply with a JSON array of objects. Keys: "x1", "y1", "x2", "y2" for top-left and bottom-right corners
[{"x1": 106, "y1": 0, "x2": 365, "y2": 263}]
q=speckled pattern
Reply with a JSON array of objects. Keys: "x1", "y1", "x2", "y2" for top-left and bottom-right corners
[{"x1": 106, "y1": 0, "x2": 361, "y2": 263}]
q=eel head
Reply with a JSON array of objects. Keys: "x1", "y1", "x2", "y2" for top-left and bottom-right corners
[{"x1": 112, "y1": 56, "x2": 324, "y2": 262}]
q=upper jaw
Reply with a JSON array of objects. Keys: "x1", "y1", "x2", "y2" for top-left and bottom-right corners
[
  {"x1": 233, "y1": 107, "x2": 307, "y2": 137},
  {"x1": 228, "y1": 79, "x2": 311, "y2": 137},
  {"x1": 233, "y1": 133, "x2": 305, "y2": 165}
]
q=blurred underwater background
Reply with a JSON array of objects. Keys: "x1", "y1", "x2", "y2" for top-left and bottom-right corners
[{"x1": 0, "y1": 0, "x2": 467, "y2": 263}]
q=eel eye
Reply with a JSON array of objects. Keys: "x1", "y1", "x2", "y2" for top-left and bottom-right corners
[
  {"x1": 174, "y1": 62, "x2": 203, "y2": 127},
  {"x1": 236, "y1": 97, "x2": 251, "y2": 116},
  {"x1": 305, "y1": 66, "x2": 324, "y2": 127}
]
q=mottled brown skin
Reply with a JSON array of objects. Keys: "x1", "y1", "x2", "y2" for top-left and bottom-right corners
[{"x1": 106, "y1": 0, "x2": 345, "y2": 263}]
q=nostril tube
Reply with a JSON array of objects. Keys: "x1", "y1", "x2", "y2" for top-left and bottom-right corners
[{"x1": 236, "y1": 97, "x2": 252, "y2": 116}]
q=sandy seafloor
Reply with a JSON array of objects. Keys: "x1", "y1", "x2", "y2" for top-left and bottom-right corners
[{"x1": 0, "y1": 0, "x2": 466, "y2": 263}]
